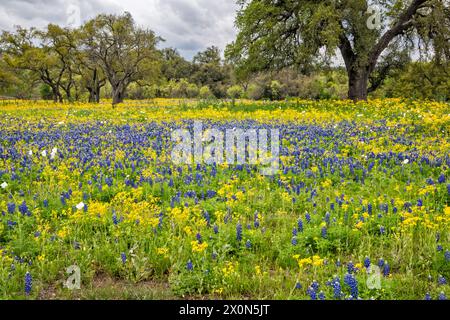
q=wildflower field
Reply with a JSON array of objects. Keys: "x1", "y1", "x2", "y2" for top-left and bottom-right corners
[{"x1": 0, "y1": 98, "x2": 449, "y2": 300}]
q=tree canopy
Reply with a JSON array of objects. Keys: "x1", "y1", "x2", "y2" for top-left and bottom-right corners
[{"x1": 226, "y1": 0, "x2": 450, "y2": 100}]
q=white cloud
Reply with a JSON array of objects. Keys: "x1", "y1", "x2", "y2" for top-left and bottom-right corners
[{"x1": 0, "y1": 0, "x2": 238, "y2": 60}]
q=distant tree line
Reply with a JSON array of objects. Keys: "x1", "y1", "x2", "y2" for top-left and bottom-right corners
[{"x1": 0, "y1": 9, "x2": 449, "y2": 103}]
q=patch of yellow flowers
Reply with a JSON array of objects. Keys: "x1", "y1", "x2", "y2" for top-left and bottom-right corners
[{"x1": 293, "y1": 255, "x2": 325, "y2": 268}]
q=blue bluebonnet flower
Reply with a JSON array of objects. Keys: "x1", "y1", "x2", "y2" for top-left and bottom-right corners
[
  {"x1": 425, "y1": 293, "x2": 432, "y2": 300},
  {"x1": 438, "y1": 275, "x2": 446, "y2": 285},
  {"x1": 330, "y1": 277, "x2": 342, "y2": 299},
  {"x1": 321, "y1": 227, "x2": 327, "y2": 239},
  {"x1": 378, "y1": 258, "x2": 385, "y2": 267},
  {"x1": 368, "y1": 203, "x2": 373, "y2": 215},
  {"x1": 437, "y1": 245, "x2": 443, "y2": 252},
  {"x1": 336, "y1": 259, "x2": 341, "y2": 267},
  {"x1": 187, "y1": 260, "x2": 193, "y2": 271},
  {"x1": 447, "y1": 184, "x2": 450, "y2": 196},
  {"x1": 307, "y1": 286, "x2": 317, "y2": 300},
  {"x1": 344, "y1": 273, "x2": 358, "y2": 298},
  {"x1": 295, "y1": 282, "x2": 302, "y2": 290},
  {"x1": 305, "y1": 213, "x2": 311, "y2": 223},
  {"x1": 206, "y1": 190, "x2": 216, "y2": 199},
  {"x1": 196, "y1": 233, "x2": 202, "y2": 243},
  {"x1": 383, "y1": 262, "x2": 390, "y2": 277},
  {"x1": 213, "y1": 225, "x2": 219, "y2": 234},
  {"x1": 318, "y1": 292, "x2": 326, "y2": 300},
  {"x1": 324, "y1": 212, "x2": 330, "y2": 225},
  {"x1": 112, "y1": 212, "x2": 119, "y2": 225},
  {"x1": 438, "y1": 292, "x2": 447, "y2": 300},
  {"x1": 203, "y1": 211, "x2": 211, "y2": 226},
  {"x1": 445, "y1": 250, "x2": 450, "y2": 262},
  {"x1": 380, "y1": 226, "x2": 386, "y2": 235},
  {"x1": 417, "y1": 199, "x2": 423, "y2": 207},
  {"x1": 438, "y1": 174, "x2": 446, "y2": 184},
  {"x1": 311, "y1": 280, "x2": 319, "y2": 292},
  {"x1": 19, "y1": 201, "x2": 28, "y2": 215},
  {"x1": 364, "y1": 257, "x2": 371, "y2": 269},
  {"x1": 347, "y1": 261, "x2": 355, "y2": 274},
  {"x1": 236, "y1": 223, "x2": 242, "y2": 242},
  {"x1": 245, "y1": 240, "x2": 252, "y2": 249},
  {"x1": 292, "y1": 227, "x2": 298, "y2": 237},
  {"x1": 297, "y1": 219, "x2": 303, "y2": 232},
  {"x1": 120, "y1": 253, "x2": 127, "y2": 264},
  {"x1": 25, "y1": 272, "x2": 32, "y2": 295},
  {"x1": 291, "y1": 237, "x2": 298, "y2": 246},
  {"x1": 7, "y1": 203, "x2": 15, "y2": 214},
  {"x1": 43, "y1": 199, "x2": 48, "y2": 208}
]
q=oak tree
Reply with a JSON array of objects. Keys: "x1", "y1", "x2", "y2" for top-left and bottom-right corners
[{"x1": 226, "y1": 0, "x2": 450, "y2": 101}]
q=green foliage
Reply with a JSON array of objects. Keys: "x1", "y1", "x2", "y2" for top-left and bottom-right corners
[
  {"x1": 0, "y1": 9, "x2": 449, "y2": 102},
  {"x1": 227, "y1": 85, "x2": 244, "y2": 100},
  {"x1": 199, "y1": 86, "x2": 215, "y2": 100},
  {"x1": 243, "y1": 69, "x2": 348, "y2": 100},
  {"x1": 270, "y1": 81, "x2": 282, "y2": 100},
  {"x1": 161, "y1": 48, "x2": 193, "y2": 81},
  {"x1": 191, "y1": 46, "x2": 232, "y2": 98},
  {"x1": 226, "y1": 0, "x2": 450, "y2": 100},
  {"x1": 82, "y1": 12, "x2": 162, "y2": 104},
  {"x1": 40, "y1": 84, "x2": 53, "y2": 100},
  {"x1": 373, "y1": 62, "x2": 450, "y2": 101}
]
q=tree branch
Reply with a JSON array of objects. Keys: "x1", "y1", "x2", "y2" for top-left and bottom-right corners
[
  {"x1": 369, "y1": 0, "x2": 428, "y2": 71},
  {"x1": 338, "y1": 26, "x2": 355, "y2": 72}
]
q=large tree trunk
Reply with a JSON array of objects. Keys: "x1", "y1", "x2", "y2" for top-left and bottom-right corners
[
  {"x1": 112, "y1": 89, "x2": 124, "y2": 105},
  {"x1": 87, "y1": 85, "x2": 101, "y2": 103},
  {"x1": 63, "y1": 85, "x2": 72, "y2": 102},
  {"x1": 95, "y1": 86, "x2": 101, "y2": 103},
  {"x1": 112, "y1": 83, "x2": 127, "y2": 105},
  {"x1": 88, "y1": 88, "x2": 95, "y2": 103},
  {"x1": 87, "y1": 69, "x2": 103, "y2": 103},
  {"x1": 348, "y1": 68, "x2": 369, "y2": 102},
  {"x1": 51, "y1": 85, "x2": 63, "y2": 103}
]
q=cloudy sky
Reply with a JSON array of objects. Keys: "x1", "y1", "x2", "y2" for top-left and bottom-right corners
[{"x1": 0, "y1": 0, "x2": 239, "y2": 60}]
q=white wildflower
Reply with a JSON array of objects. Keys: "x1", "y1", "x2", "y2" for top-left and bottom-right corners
[
  {"x1": 50, "y1": 148, "x2": 58, "y2": 160},
  {"x1": 76, "y1": 202, "x2": 85, "y2": 210}
]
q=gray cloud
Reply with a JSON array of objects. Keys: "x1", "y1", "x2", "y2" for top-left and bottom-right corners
[{"x1": 0, "y1": 0, "x2": 238, "y2": 60}]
